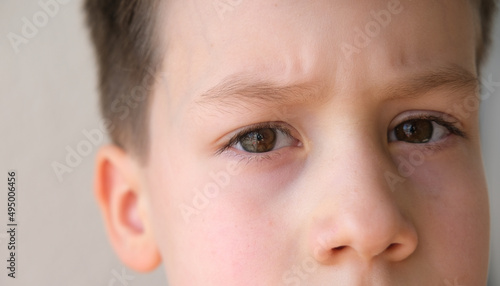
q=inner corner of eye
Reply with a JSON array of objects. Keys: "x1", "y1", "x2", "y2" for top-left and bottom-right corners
[{"x1": 387, "y1": 129, "x2": 397, "y2": 142}]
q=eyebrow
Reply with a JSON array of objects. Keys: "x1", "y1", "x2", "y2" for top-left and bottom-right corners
[
  {"x1": 193, "y1": 74, "x2": 322, "y2": 113},
  {"x1": 193, "y1": 65, "x2": 479, "y2": 113},
  {"x1": 381, "y1": 65, "x2": 479, "y2": 100}
]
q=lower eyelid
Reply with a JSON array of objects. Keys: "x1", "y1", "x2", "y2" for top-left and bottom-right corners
[
  {"x1": 389, "y1": 129, "x2": 459, "y2": 153},
  {"x1": 221, "y1": 147, "x2": 284, "y2": 163}
]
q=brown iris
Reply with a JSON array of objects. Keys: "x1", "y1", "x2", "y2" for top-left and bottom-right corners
[
  {"x1": 394, "y1": 119, "x2": 434, "y2": 143},
  {"x1": 240, "y1": 128, "x2": 277, "y2": 153}
]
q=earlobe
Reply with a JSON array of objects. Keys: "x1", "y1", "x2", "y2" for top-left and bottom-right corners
[{"x1": 94, "y1": 145, "x2": 161, "y2": 272}]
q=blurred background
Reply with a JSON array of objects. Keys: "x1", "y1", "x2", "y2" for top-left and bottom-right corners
[{"x1": 0, "y1": 1, "x2": 499, "y2": 285}]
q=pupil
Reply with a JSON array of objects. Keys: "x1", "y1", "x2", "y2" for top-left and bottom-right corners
[
  {"x1": 395, "y1": 119, "x2": 433, "y2": 143},
  {"x1": 240, "y1": 128, "x2": 277, "y2": 153}
]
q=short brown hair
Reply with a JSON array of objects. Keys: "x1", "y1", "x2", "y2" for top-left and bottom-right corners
[
  {"x1": 84, "y1": 0, "x2": 162, "y2": 161},
  {"x1": 477, "y1": 0, "x2": 498, "y2": 66},
  {"x1": 84, "y1": 0, "x2": 497, "y2": 161}
]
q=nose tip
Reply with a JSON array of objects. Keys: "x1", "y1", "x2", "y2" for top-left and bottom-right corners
[{"x1": 311, "y1": 212, "x2": 418, "y2": 264}]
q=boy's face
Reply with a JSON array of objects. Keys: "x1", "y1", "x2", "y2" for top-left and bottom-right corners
[{"x1": 109, "y1": 0, "x2": 491, "y2": 285}]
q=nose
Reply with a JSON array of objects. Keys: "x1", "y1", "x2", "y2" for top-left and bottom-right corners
[
  {"x1": 309, "y1": 142, "x2": 418, "y2": 264},
  {"x1": 311, "y1": 203, "x2": 418, "y2": 263}
]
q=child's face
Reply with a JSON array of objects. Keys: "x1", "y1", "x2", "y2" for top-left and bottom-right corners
[{"x1": 134, "y1": 0, "x2": 490, "y2": 284}]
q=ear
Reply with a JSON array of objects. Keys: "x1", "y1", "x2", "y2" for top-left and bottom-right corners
[{"x1": 94, "y1": 145, "x2": 161, "y2": 272}]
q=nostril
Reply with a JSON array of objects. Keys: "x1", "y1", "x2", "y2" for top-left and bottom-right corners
[
  {"x1": 387, "y1": 243, "x2": 400, "y2": 251},
  {"x1": 332, "y1": 246, "x2": 346, "y2": 252}
]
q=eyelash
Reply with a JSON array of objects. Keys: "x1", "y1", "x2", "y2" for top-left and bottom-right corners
[
  {"x1": 389, "y1": 114, "x2": 467, "y2": 141},
  {"x1": 216, "y1": 122, "x2": 293, "y2": 156}
]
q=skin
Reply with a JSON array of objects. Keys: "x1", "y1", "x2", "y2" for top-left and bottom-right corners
[{"x1": 95, "y1": 0, "x2": 490, "y2": 285}]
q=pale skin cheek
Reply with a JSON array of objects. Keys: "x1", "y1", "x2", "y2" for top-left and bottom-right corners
[
  {"x1": 166, "y1": 160, "x2": 301, "y2": 284},
  {"x1": 160, "y1": 191, "x2": 286, "y2": 284},
  {"x1": 193, "y1": 218, "x2": 283, "y2": 284},
  {"x1": 405, "y1": 150, "x2": 488, "y2": 282},
  {"x1": 144, "y1": 147, "x2": 286, "y2": 283}
]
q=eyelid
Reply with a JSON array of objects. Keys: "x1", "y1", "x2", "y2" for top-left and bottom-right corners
[
  {"x1": 388, "y1": 110, "x2": 467, "y2": 142},
  {"x1": 215, "y1": 121, "x2": 297, "y2": 155},
  {"x1": 389, "y1": 110, "x2": 462, "y2": 130}
]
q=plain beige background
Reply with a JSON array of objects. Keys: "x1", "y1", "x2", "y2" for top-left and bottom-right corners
[{"x1": 0, "y1": 0, "x2": 498, "y2": 285}]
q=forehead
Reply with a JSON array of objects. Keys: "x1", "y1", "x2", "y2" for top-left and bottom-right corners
[{"x1": 158, "y1": 0, "x2": 478, "y2": 111}]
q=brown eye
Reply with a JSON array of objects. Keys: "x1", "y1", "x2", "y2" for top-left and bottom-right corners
[
  {"x1": 394, "y1": 119, "x2": 433, "y2": 143},
  {"x1": 239, "y1": 128, "x2": 277, "y2": 153}
]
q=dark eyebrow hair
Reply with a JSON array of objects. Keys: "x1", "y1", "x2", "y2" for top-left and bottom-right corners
[{"x1": 193, "y1": 65, "x2": 479, "y2": 114}]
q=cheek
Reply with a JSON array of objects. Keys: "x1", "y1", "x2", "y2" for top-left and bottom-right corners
[
  {"x1": 183, "y1": 211, "x2": 285, "y2": 284},
  {"x1": 408, "y1": 146, "x2": 489, "y2": 281},
  {"x1": 146, "y1": 154, "x2": 302, "y2": 285},
  {"x1": 182, "y1": 160, "x2": 304, "y2": 283}
]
